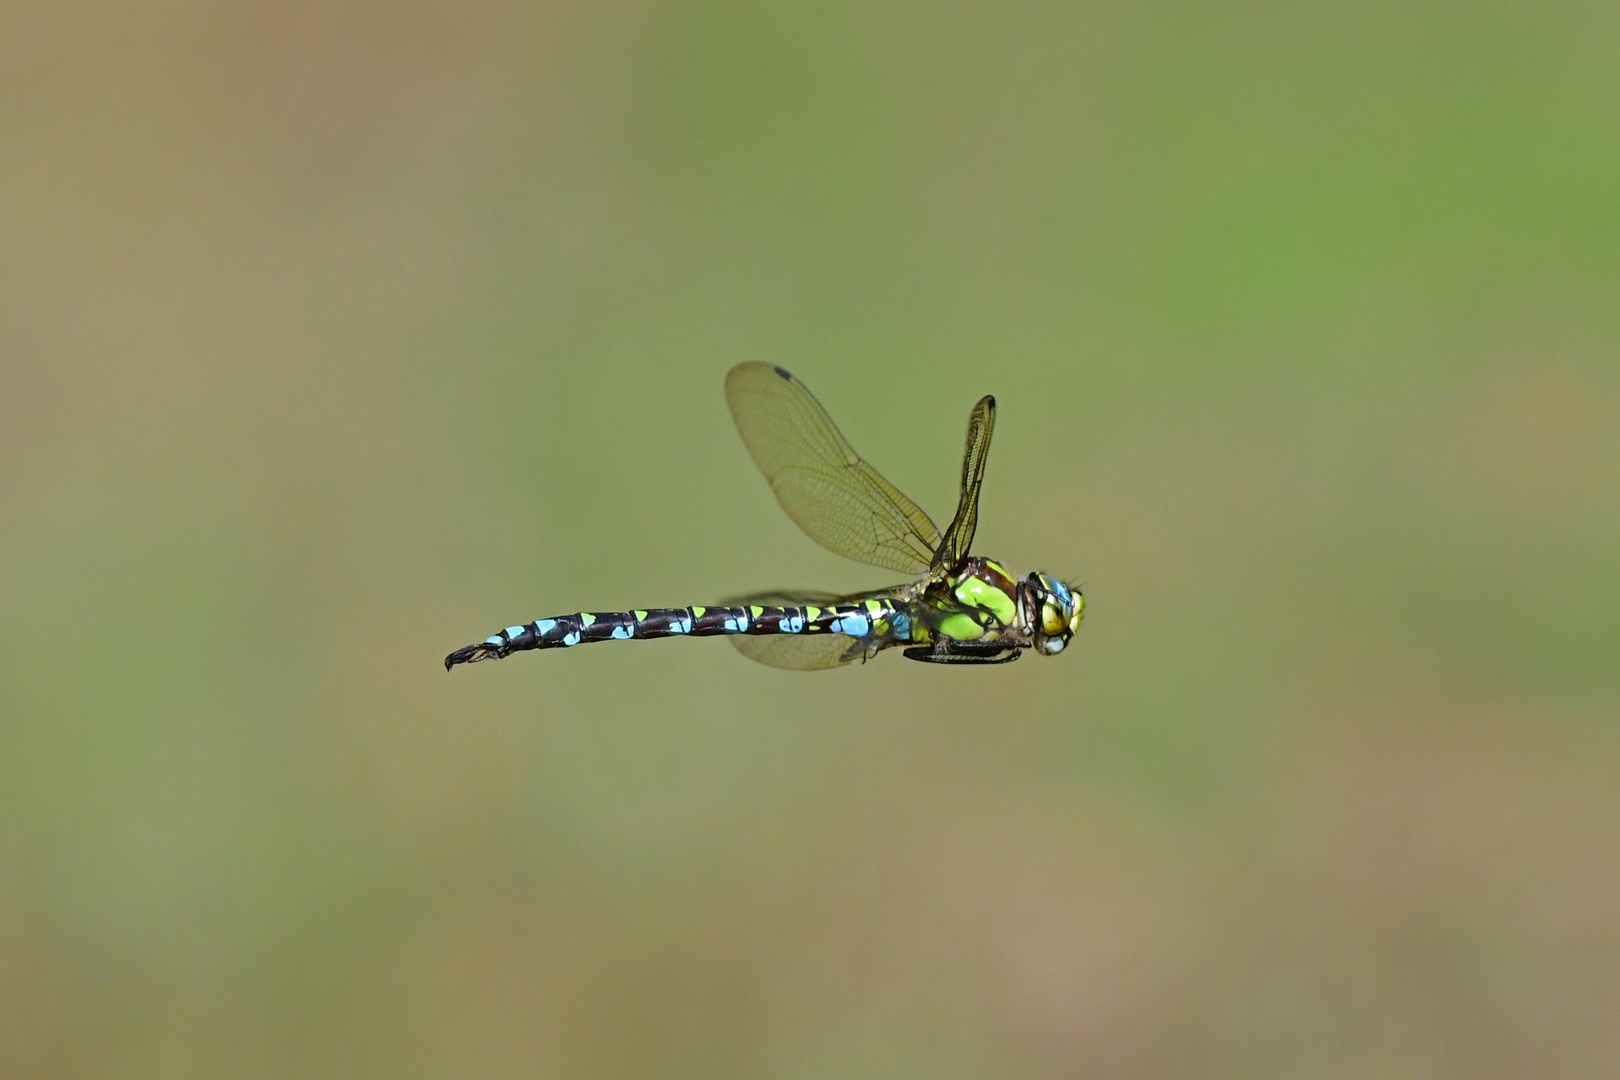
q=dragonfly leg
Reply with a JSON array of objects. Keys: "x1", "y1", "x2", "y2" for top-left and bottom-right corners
[
  {"x1": 903, "y1": 642, "x2": 1021, "y2": 665},
  {"x1": 840, "y1": 637, "x2": 886, "y2": 664}
]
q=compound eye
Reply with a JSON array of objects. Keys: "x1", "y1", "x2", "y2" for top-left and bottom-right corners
[{"x1": 1040, "y1": 600, "x2": 1066, "y2": 637}]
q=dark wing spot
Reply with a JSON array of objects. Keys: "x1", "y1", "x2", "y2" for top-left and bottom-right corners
[{"x1": 773, "y1": 365, "x2": 793, "y2": 381}]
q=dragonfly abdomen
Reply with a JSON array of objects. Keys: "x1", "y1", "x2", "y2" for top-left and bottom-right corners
[{"x1": 444, "y1": 602, "x2": 901, "y2": 669}]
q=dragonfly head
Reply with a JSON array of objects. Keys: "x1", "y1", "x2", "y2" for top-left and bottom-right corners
[{"x1": 1021, "y1": 572, "x2": 1083, "y2": 656}]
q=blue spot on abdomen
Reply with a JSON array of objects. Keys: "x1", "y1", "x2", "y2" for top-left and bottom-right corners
[{"x1": 835, "y1": 613, "x2": 870, "y2": 637}]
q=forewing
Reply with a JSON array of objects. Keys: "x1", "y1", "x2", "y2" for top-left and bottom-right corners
[
  {"x1": 934, "y1": 395, "x2": 996, "y2": 571},
  {"x1": 726, "y1": 363, "x2": 940, "y2": 575}
]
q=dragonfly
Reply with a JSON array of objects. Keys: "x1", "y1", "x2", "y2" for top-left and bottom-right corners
[{"x1": 445, "y1": 363, "x2": 1083, "y2": 670}]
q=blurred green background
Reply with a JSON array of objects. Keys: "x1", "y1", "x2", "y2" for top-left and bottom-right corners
[{"x1": 3, "y1": 1, "x2": 1618, "y2": 1076}]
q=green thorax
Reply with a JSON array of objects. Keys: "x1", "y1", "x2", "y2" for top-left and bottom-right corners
[{"x1": 919, "y1": 558, "x2": 1021, "y2": 643}]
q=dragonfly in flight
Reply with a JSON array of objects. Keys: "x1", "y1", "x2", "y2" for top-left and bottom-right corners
[{"x1": 446, "y1": 363, "x2": 1082, "y2": 670}]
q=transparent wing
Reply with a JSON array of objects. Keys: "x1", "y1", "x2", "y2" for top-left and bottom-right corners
[
  {"x1": 719, "y1": 587, "x2": 908, "y2": 671},
  {"x1": 933, "y1": 395, "x2": 996, "y2": 571},
  {"x1": 729, "y1": 633, "x2": 858, "y2": 671},
  {"x1": 726, "y1": 363, "x2": 940, "y2": 575}
]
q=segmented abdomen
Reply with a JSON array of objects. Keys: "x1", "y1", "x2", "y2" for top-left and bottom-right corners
[{"x1": 445, "y1": 601, "x2": 906, "y2": 669}]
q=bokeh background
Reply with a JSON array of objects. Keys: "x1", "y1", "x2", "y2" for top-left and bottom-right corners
[{"x1": 4, "y1": 1, "x2": 1618, "y2": 1076}]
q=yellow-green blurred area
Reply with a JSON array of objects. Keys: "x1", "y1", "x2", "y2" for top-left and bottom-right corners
[{"x1": 4, "y1": 0, "x2": 1619, "y2": 1075}]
